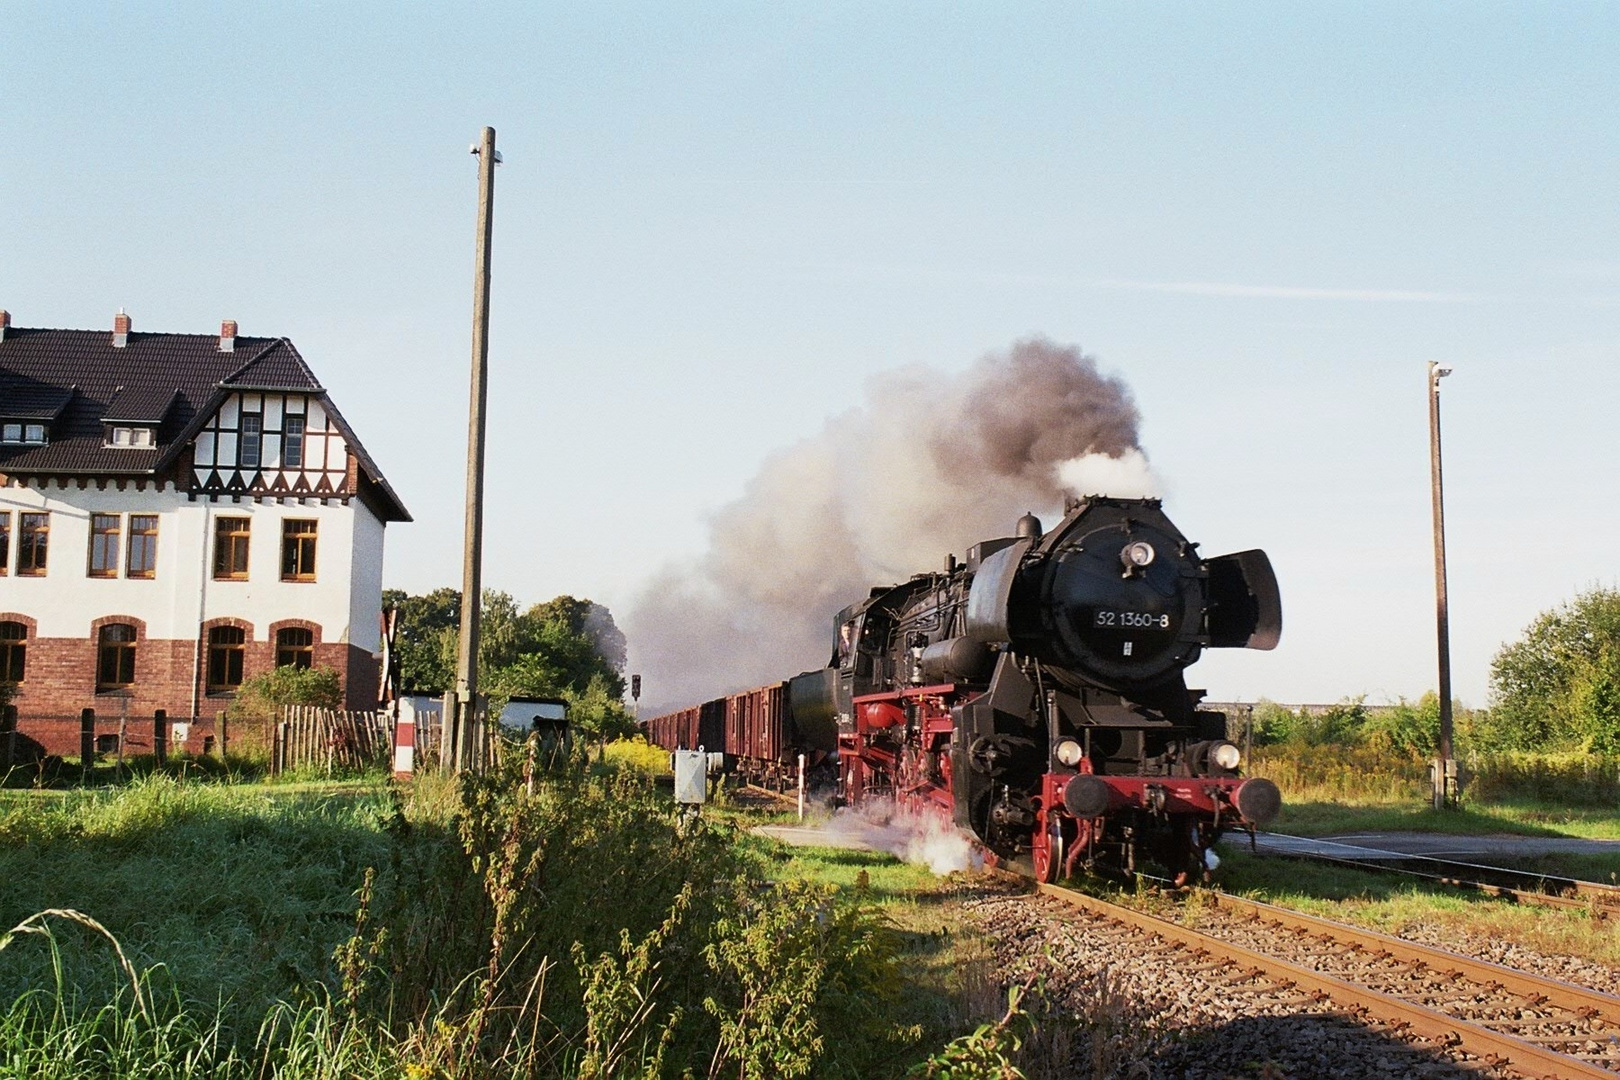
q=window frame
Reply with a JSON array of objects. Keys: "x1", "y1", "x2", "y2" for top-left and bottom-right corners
[
  {"x1": 283, "y1": 415, "x2": 305, "y2": 469},
  {"x1": 239, "y1": 412, "x2": 263, "y2": 469},
  {"x1": 88, "y1": 513, "x2": 121, "y2": 578},
  {"x1": 96, "y1": 624, "x2": 137, "y2": 692},
  {"x1": 0, "y1": 510, "x2": 9, "y2": 576},
  {"x1": 276, "y1": 626, "x2": 315, "y2": 670},
  {"x1": 17, "y1": 512, "x2": 48, "y2": 576},
  {"x1": 280, "y1": 519, "x2": 318, "y2": 582},
  {"x1": 206, "y1": 625, "x2": 247, "y2": 692},
  {"x1": 213, "y1": 516, "x2": 251, "y2": 581},
  {"x1": 0, "y1": 621, "x2": 25, "y2": 684},
  {"x1": 126, "y1": 515, "x2": 158, "y2": 579},
  {"x1": 107, "y1": 426, "x2": 154, "y2": 449}
]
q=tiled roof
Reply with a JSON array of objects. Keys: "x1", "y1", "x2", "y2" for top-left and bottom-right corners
[
  {"x1": 102, "y1": 385, "x2": 179, "y2": 424},
  {"x1": 0, "y1": 324, "x2": 408, "y2": 521},
  {"x1": 222, "y1": 339, "x2": 324, "y2": 391},
  {"x1": 0, "y1": 376, "x2": 74, "y2": 420}
]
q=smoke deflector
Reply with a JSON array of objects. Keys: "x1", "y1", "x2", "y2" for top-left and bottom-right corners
[{"x1": 1204, "y1": 549, "x2": 1282, "y2": 650}]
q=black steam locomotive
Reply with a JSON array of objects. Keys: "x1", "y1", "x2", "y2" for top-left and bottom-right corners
[{"x1": 648, "y1": 496, "x2": 1282, "y2": 883}]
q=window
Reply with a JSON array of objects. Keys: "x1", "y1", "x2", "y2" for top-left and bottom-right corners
[
  {"x1": 108, "y1": 426, "x2": 154, "y2": 448},
  {"x1": 127, "y1": 515, "x2": 158, "y2": 578},
  {"x1": 0, "y1": 423, "x2": 44, "y2": 445},
  {"x1": 96, "y1": 624, "x2": 137, "y2": 691},
  {"x1": 17, "y1": 513, "x2": 48, "y2": 576},
  {"x1": 207, "y1": 626, "x2": 246, "y2": 691},
  {"x1": 213, "y1": 517, "x2": 250, "y2": 580},
  {"x1": 283, "y1": 415, "x2": 305, "y2": 468},
  {"x1": 281, "y1": 520, "x2": 317, "y2": 581},
  {"x1": 88, "y1": 513, "x2": 121, "y2": 577},
  {"x1": 0, "y1": 622, "x2": 25, "y2": 683},
  {"x1": 0, "y1": 511, "x2": 9, "y2": 575},
  {"x1": 24, "y1": 424, "x2": 45, "y2": 443},
  {"x1": 0, "y1": 424, "x2": 19, "y2": 443},
  {"x1": 276, "y1": 627, "x2": 314, "y2": 669},
  {"x1": 240, "y1": 413, "x2": 262, "y2": 468}
]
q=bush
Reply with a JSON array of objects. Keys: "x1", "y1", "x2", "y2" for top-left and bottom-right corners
[
  {"x1": 1464, "y1": 751, "x2": 1620, "y2": 806},
  {"x1": 1248, "y1": 743, "x2": 1430, "y2": 804},
  {"x1": 1489, "y1": 587, "x2": 1620, "y2": 752},
  {"x1": 230, "y1": 665, "x2": 343, "y2": 724}
]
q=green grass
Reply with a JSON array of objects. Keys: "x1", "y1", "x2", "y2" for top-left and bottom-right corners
[
  {"x1": 0, "y1": 759, "x2": 1005, "y2": 1078},
  {"x1": 0, "y1": 774, "x2": 402, "y2": 1034},
  {"x1": 1271, "y1": 798, "x2": 1620, "y2": 839}
]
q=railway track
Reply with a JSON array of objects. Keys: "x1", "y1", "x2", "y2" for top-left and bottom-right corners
[
  {"x1": 1252, "y1": 839, "x2": 1620, "y2": 919},
  {"x1": 1037, "y1": 882, "x2": 1620, "y2": 1079}
]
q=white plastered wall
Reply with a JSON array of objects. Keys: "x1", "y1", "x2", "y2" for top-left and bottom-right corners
[{"x1": 0, "y1": 480, "x2": 373, "y2": 647}]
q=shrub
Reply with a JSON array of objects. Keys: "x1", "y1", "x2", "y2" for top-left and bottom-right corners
[{"x1": 230, "y1": 665, "x2": 343, "y2": 724}]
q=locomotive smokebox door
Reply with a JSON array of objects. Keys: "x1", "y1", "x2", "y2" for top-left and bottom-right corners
[{"x1": 673, "y1": 749, "x2": 708, "y2": 805}]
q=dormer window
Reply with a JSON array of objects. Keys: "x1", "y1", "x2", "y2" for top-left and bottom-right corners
[
  {"x1": 1, "y1": 423, "x2": 47, "y2": 445},
  {"x1": 107, "y1": 426, "x2": 155, "y2": 448}
]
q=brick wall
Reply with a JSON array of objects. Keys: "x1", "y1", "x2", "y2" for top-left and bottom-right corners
[{"x1": 4, "y1": 632, "x2": 379, "y2": 721}]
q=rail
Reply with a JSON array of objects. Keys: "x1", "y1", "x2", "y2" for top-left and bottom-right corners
[{"x1": 1040, "y1": 882, "x2": 1620, "y2": 1079}]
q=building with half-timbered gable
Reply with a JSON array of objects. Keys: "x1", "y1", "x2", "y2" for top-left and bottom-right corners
[{"x1": 0, "y1": 310, "x2": 410, "y2": 721}]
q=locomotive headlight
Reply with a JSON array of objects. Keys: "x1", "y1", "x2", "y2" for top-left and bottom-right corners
[
  {"x1": 1211, "y1": 741, "x2": 1243, "y2": 771},
  {"x1": 1120, "y1": 541, "x2": 1156, "y2": 570},
  {"x1": 1054, "y1": 739, "x2": 1084, "y2": 767}
]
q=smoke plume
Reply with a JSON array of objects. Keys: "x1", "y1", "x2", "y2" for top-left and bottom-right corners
[{"x1": 626, "y1": 338, "x2": 1161, "y2": 712}]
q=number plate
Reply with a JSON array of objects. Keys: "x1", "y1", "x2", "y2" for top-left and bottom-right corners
[{"x1": 1092, "y1": 610, "x2": 1170, "y2": 629}]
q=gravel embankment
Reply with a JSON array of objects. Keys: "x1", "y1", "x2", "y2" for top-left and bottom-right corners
[{"x1": 962, "y1": 892, "x2": 1512, "y2": 1080}]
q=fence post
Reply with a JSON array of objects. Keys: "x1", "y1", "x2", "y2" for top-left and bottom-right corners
[
  {"x1": 153, "y1": 709, "x2": 167, "y2": 766},
  {"x1": 0, "y1": 704, "x2": 15, "y2": 770},
  {"x1": 80, "y1": 708, "x2": 96, "y2": 782},
  {"x1": 219, "y1": 713, "x2": 229, "y2": 762}
]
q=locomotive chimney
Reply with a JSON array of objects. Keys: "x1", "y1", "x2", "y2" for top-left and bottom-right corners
[{"x1": 1015, "y1": 513, "x2": 1043, "y2": 540}]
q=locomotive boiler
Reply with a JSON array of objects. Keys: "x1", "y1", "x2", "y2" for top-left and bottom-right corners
[{"x1": 647, "y1": 495, "x2": 1282, "y2": 883}]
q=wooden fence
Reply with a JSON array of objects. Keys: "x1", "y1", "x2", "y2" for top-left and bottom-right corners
[{"x1": 271, "y1": 706, "x2": 393, "y2": 776}]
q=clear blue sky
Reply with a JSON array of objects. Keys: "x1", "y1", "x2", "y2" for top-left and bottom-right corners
[{"x1": 4, "y1": 2, "x2": 1617, "y2": 706}]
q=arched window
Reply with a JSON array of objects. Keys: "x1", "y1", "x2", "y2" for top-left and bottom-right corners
[
  {"x1": 276, "y1": 627, "x2": 314, "y2": 670},
  {"x1": 96, "y1": 624, "x2": 137, "y2": 691},
  {"x1": 0, "y1": 622, "x2": 25, "y2": 684},
  {"x1": 207, "y1": 625, "x2": 247, "y2": 691}
]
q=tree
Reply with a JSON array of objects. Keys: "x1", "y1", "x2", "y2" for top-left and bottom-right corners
[
  {"x1": 1488, "y1": 587, "x2": 1620, "y2": 752},
  {"x1": 384, "y1": 588, "x2": 630, "y2": 730},
  {"x1": 383, "y1": 587, "x2": 460, "y2": 693}
]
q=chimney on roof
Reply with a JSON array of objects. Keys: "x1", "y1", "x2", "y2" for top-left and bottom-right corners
[
  {"x1": 112, "y1": 309, "x2": 131, "y2": 348},
  {"x1": 220, "y1": 319, "x2": 238, "y2": 353},
  {"x1": 0, "y1": 310, "x2": 9, "y2": 343}
]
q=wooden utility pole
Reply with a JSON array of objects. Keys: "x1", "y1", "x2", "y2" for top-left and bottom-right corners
[
  {"x1": 1428, "y1": 361, "x2": 1455, "y2": 810},
  {"x1": 455, "y1": 126, "x2": 499, "y2": 771}
]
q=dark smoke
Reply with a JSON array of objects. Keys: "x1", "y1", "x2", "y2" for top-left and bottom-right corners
[{"x1": 625, "y1": 338, "x2": 1157, "y2": 713}]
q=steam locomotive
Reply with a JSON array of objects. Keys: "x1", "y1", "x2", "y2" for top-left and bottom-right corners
[{"x1": 646, "y1": 496, "x2": 1282, "y2": 883}]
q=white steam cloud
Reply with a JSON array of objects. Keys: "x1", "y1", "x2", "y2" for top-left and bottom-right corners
[{"x1": 626, "y1": 338, "x2": 1161, "y2": 712}]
